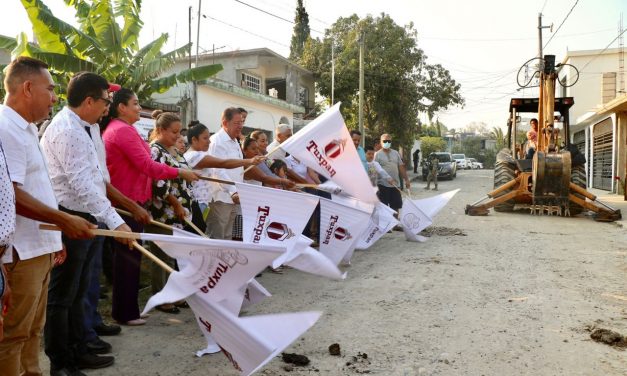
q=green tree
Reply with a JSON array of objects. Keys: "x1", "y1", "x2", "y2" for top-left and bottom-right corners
[
  {"x1": 0, "y1": 0, "x2": 221, "y2": 103},
  {"x1": 301, "y1": 13, "x2": 463, "y2": 158},
  {"x1": 419, "y1": 136, "x2": 446, "y2": 159},
  {"x1": 490, "y1": 126, "x2": 507, "y2": 150},
  {"x1": 289, "y1": 0, "x2": 311, "y2": 63}
]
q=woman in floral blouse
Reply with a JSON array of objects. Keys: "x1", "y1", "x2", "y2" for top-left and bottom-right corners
[{"x1": 146, "y1": 110, "x2": 194, "y2": 313}]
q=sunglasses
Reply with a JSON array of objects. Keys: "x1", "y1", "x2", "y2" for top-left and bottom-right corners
[
  {"x1": 94, "y1": 96, "x2": 113, "y2": 106},
  {"x1": 382, "y1": 140, "x2": 392, "y2": 142}
]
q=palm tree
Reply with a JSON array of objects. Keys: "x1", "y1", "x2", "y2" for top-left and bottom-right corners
[
  {"x1": 490, "y1": 126, "x2": 507, "y2": 150},
  {"x1": 1, "y1": 0, "x2": 221, "y2": 102}
]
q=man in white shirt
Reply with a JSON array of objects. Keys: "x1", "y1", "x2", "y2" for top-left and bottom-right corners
[
  {"x1": 206, "y1": 107, "x2": 244, "y2": 239},
  {"x1": 266, "y1": 123, "x2": 307, "y2": 184},
  {"x1": 0, "y1": 57, "x2": 95, "y2": 376},
  {"x1": 40, "y1": 72, "x2": 136, "y2": 374},
  {"x1": 0, "y1": 140, "x2": 16, "y2": 343}
]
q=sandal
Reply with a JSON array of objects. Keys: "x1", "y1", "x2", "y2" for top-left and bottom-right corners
[{"x1": 156, "y1": 304, "x2": 180, "y2": 314}]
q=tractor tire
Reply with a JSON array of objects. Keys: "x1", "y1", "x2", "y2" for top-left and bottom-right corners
[
  {"x1": 569, "y1": 164, "x2": 587, "y2": 216},
  {"x1": 493, "y1": 160, "x2": 516, "y2": 212}
]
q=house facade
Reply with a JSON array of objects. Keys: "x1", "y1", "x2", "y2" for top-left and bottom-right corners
[
  {"x1": 151, "y1": 48, "x2": 315, "y2": 139},
  {"x1": 562, "y1": 48, "x2": 627, "y2": 192}
]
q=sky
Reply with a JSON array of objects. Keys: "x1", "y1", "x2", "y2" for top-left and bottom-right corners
[{"x1": 1, "y1": 0, "x2": 626, "y2": 132}]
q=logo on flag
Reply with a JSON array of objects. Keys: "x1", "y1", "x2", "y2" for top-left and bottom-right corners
[
  {"x1": 265, "y1": 222, "x2": 295, "y2": 241},
  {"x1": 324, "y1": 139, "x2": 346, "y2": 159},
  {"x1": 217, "y1": 250, "x2": 248, "y2": 267},
  {"x1": 333, "y1": 227, "x2": 352, "y2": 241},
  {"x1": 305, "y1": 140, "x2": 337, "y2": 177},
  {"x1": 402, "y1": 213, "x2": 421, "y2": 230},
  {"x1": 252, "y1": 206, "x2": 271, "y2": 243}
]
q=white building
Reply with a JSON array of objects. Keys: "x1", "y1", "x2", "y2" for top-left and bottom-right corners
[
  {"x1": 561, "y1": 47, "x2": 627, "y2": 192},
  {"x1": 151, "y1": 48, "x2": 315, "y2": 138}
]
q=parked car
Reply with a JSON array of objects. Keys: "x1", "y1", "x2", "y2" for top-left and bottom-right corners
[
  {"x1": 452, "y1": 153, "x2": 469, "y2": 169},
  {"x1": 422, "y1": 152, "x2": 457, "y2": 180},
  {"x1": 467, "y1": 158, "x2": 483, "y2": 169}
]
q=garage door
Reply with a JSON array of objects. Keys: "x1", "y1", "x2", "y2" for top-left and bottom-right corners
[{"x1": 592, "y1": 119, "x2": 613, "y2": 191}]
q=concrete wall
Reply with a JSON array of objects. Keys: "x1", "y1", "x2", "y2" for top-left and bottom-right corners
[
  {"x1": 196, "y1": 85, "x2": 292, "y2": 136},
  {"x1": 563, "y1": 49, "x2": 624, "y2": 123}
]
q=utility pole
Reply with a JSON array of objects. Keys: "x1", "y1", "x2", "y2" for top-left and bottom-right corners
[
  {"x1": 358, "y1": 31, "x2": 365, "y2": 147},
  {"x1": 188, "y1": 6, "x2": 193, "y2": 123},
  {"x1": 192, "y1": 0, "x2": 202, "y2": 121},
  {"x1": 331, "y1": 38, "x2": 335, "y2": 105}
]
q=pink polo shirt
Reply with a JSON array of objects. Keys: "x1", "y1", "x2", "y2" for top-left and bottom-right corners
[{"x1": 103, "y1": 119, "x2": 178, "y2": 204}]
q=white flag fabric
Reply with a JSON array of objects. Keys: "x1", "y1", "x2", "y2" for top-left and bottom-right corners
[
  {"x1": 319, "y1": 196, "x2": 373, "y2": 265},
  {"x1": 221, "y1": 278, "x2": 273, "y2": 316},
  {"x1": 277, "y1": 103, "x2": 378, "y2": 203},
  {"x1": 401, "y1": 189, "x2": 459, "y2": 242},
  {"x1": 284, "y1": 235, "x2": 346, "y2": 280},
  {"x1": 237, "y1": 182, "x2": 319, "y2": 267},
  {"x1": 356, "y1": 202, "x2": 399, "y2": 250},
  {"x1": 140, "y1": 233, "x2": 285, "y2": 315},
  {"x1": 187, "y1": 293, "x2": 321, "y2": 376}
]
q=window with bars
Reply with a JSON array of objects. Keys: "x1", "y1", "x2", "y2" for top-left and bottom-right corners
[{"x1": 241, "y1": 72, "x2": 261, "y2": 93}]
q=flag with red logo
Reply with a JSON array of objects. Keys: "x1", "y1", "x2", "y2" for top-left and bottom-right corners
[
  {"x1": 318, "y1": 196, "x2": 374, "y2": 265},
  {"x1": 237, "y1": 182, "x2": 319, "y2": 267},
  {"x1": 140, "y1": 233, "x2": 285, "y2": 314},
  {"x1": 276, "y1": 103, "x2": 378, "y2": 203},
  {"x1": 401, "y1": 189, "x2": 459, "y2": 242},
  {"x1": 187, "y1": 293, "x2": 321, "y2": 376}
]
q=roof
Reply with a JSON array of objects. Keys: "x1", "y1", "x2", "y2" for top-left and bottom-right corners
[
  {"x1": 561, "y1": 47, "x2": 622, "y2": 64},
  {"x1": 573, "y1": 94, "x2": 627, "y2": 128},
  {"x1": 185, "y1": 47, "x2": 313, "y2": 75}
]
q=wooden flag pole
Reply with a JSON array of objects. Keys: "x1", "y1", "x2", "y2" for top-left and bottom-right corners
[
  {"x1": 115, "y1": 208, "x2": 174, "y2": 232},
  {"x1": 39, "y1": 224, "x2": 175, "y2": 273},
  {"x1": 243, "y1": 144, "x2": 283, "y2": 174},
  {"x1": 184, "y1": 218, "x2": 207, "y2": 237},
  {"x1": 197, "y1": 175, "x2": 235, "y2": 185},
  {"x1": 295, "y1": 183, "x2": 319, "y2": 188}
]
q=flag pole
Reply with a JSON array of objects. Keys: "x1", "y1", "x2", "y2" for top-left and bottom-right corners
[
  {"x1": 184, "y1": 217, "x2": 207, "y2": 237},
  {"x1": 39, "y1": 224, "x2": 175, "y2": 273},
  {"x1": 197, "y1": 175, "x2": 235, "y2": 185},
  {"x1": 243, "y1": 144, "x2": 283, "y2": 174},
  {"x1": 115, "y1": 208, "x2": 174, "y2": 232}
]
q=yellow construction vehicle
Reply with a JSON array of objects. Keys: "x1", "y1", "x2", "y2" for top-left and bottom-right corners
[{"x1": 465, "y1": 55, "x2": 621, "y2": 222}]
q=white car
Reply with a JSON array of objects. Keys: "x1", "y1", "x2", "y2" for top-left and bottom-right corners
[
  {"x1": 452, "y1": 154, "x2": 468, "y2": 169},
  {"x1": 467, "y1": 158, "x2": 483, "y2": 169}
]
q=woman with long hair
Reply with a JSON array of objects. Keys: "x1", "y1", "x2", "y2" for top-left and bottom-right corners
[{"x1": 101, "y1": 89, "x2": 199, "y2": 325}]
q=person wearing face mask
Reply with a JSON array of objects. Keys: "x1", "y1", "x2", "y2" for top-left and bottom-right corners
[{"x1": 374, "y1": 134, "x2": 410, "y2": 216}]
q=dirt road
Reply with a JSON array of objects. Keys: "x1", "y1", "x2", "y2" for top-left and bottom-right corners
[{"x1": 47, "y1": 169, "x2": 627, "y2": 375}]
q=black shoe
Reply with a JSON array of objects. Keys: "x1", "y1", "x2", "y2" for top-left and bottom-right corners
[
  {"x1": 76, "y1": 353, "x2": 114, "y2": 369},
  {"x1": 86, "y1": 337, "x2": 112, "y2": 354},
  {"x1": 94, "y1": 323, "x2": 121, "y2": 336},
  {"x1": 50, "y1": 367, "x2": 87, "y2": 376},
  {"x1": 156, "y1": 304, "x2": 180, "y2": 314}
]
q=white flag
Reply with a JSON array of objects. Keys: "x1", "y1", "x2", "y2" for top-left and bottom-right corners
[
  {"x1": 140, "y1": 233, "x2": 285, "y2": 315},
  {"x1": 284, "y1": 235, "x2": 346, "y2": 280},
  {"x1": 277, "y1": 103, "x2": 378, "y2": 203},
  {"x1": 237, "y1": 182, "x2": 319, "y2": 267},
  {"x1": 221, "y1": 278, "x2": 273, "y2": 316},
  {"x1": 356, "y1": 202, "x2": 399, "y2": 250},
  {"x1": 319, "y1": 197, "x2": 373, "y2": 265},
  {"x1": 187, "y1": 293, "x2": 321, "y2": 376},
  {"x1": 400, "y1": 189, "x2": 459, "y2": 242}
]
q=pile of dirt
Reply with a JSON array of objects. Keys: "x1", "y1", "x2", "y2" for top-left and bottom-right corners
[
  {"x1": 328, "y1": 343, "x2": 341, "y2": 356},
  {"x1": 344, "y1": 352, "x2": 371, "y2": 374},
  {"x1": 420, "y1": 226, "x2": 467, "y2": 237},
  {"x1": 282, "y1": 353, "x2": 310, "y2": 366},
  {"x1": 590, "y1": 328, "x2": 627, "y2": 348}
]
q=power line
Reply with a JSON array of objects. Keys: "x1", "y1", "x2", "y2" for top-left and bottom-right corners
[
  {"x1": 579, "y1": 27, "x2": 627, "y2": 73},
  {"x1": 540, "y1": 0, "x2": 549, "y2": 14},
  {"x1": 232, "y1": 0, "x2": 325, "y2": 35},
  {"x1": 543, "y1": 0, "x2": 579, "y2": 49},
  {"x1": 422, "y1": 28, "x2": 612, "y2": 43},
  {"x1": 201, "y1": 14, "x2": 290, "y2": 48}
]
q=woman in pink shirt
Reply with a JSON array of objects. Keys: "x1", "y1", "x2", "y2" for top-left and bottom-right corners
[{"x1": 101, "y1": 88, "x2": 198, "y2": 325}]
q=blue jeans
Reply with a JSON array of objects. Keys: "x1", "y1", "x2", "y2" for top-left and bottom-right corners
[
  {"x1": 45, "y1": 233, "x2": 101, "y2": 369},
  {"x1": 83, "y1": 224, "x2": 106, "y2": 342}
]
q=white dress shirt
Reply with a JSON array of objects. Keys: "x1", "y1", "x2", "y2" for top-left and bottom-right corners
[
  {"x1": 0, "y1": 105, "x2": 62, "y2": 263},
  {"x1": 0, "y1": 141, "x2": 15, "y2": 251},
  {"x1": 266, "y1": 139, "x2": 287, "y2": 160},
  {"x1": 208, "y1": 128, "x2": 242, "y2": 204},
  {"x1": 40, "y1": 107, "x2": 123, "y2": 230}
]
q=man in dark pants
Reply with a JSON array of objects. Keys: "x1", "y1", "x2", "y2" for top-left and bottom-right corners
[
  {"x1": 41, "y1": 72, "x2": 136, "y2": 375},
  {"x1": 412, "y1": 148, "x2": 420, "y2": 173},
  {"x1": 374, "y1": 134, "x2": 411, "y2": 224}
]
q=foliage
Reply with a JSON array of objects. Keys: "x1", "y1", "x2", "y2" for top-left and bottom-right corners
[
  {"x1": 2, "y1": 0, "x2": 222, "y2": 103},
  {"x1": 419, "y1": 136, "x2": 446, "y2": 158},
  {"x1": 301, "y1": 13, "x2": 464, "y2": 158},
  {"x1": 288, "y1": 0, "x2": 311, "y2": 64},
  {"x1": 490, "y1": 126, "x2": 507, "y2": 150}
]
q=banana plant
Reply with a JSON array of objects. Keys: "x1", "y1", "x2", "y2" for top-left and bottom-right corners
[{"x1": 2, "y1": 0, "x2": 221, "y2": 102}]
